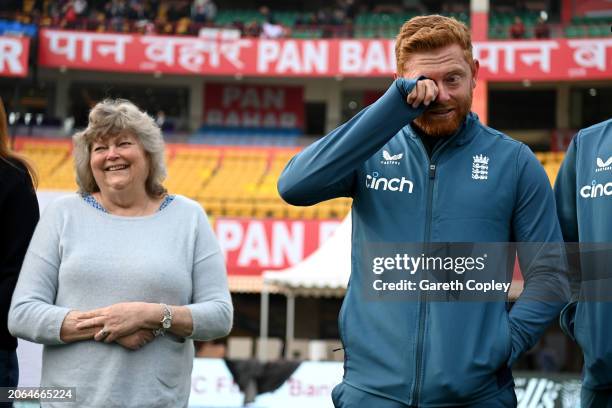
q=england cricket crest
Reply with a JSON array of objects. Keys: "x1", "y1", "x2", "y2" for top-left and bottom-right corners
[{"x1": 472, "y1": 154, "x2": 489, "y2": 180}]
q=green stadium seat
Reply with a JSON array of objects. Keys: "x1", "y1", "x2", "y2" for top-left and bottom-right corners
[
  {"x1": 588, "y1": 25, "x2": 609, "y2": 37},
  {"x1": 565, "y1": 25, "x2": 586, "y2": 38}
]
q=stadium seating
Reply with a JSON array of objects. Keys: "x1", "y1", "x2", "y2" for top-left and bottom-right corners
[
  {"x1": 535, "y1": 151, "x2": 565, "y2": 185},
  {"x1": 488, "y1": 11, "x2": 540, "y2": 39},
  {"x1": 16, "y1": 140, "x2": 565, "y2": 216},
  {"x1": 353, "y1": 11, "x2": 469, "y2": 39},
  {"x1": 19, "y1": 141, "x2": 77, "y2": 191},
  {"x1": 17, "y1": 141, "x2": 352, "y2": 220},
  {"x1": 565, "y1": 14, "x2": 612, "y2": 38}
]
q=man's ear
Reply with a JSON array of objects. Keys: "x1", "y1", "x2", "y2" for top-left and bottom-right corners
[{"x1": 471, "y1": 59, "x2": 480, "y2": 89}]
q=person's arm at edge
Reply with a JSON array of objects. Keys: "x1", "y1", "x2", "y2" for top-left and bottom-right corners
[
  {"x1": 507, "y1": 144, "x2": 571, "y2": 366},
  {"x1": 0, "y1": 169, "x2": 39, "y2": 344},
  {"x1": 554, "y1": 135, "x2": 579, "y2": 243},
  {"x1": 278, "y1": 77, "x2": 427, "y2": 206},
  {"x1": 553, "y1": 134, "x2": 581, "y2": 341}
]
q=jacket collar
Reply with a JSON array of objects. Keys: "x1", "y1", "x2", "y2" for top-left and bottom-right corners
[{"x1": 407, "y1": 112, "x2": 479, "y2": 147}]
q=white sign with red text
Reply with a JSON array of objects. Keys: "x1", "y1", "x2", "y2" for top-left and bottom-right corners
[
  {"x1": 188, "y1": 359, "x2": 343, "y2": 408},
  {"x1": 38, "y1": 29, "x2": 612, "y2": 80}
]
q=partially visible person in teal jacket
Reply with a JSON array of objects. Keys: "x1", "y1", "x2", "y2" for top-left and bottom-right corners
[
  {"x1": 278, "y1": 15, "x2": 570, "y2": 407},
  {"x1": 555, "y1": 119, "x2": 612, "y2": 408}
]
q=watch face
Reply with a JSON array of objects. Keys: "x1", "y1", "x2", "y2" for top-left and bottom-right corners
[{"x1": 163, "y1": 319, "x2": 171, "y2": 329}]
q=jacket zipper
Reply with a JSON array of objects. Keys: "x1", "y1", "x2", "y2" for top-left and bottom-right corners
[
  {"x1": 411, "y1": 135, "x2": 453, "y2": 406},
  {"x1": 412, "y1": 161, "x2": 436, "y2": 406}
]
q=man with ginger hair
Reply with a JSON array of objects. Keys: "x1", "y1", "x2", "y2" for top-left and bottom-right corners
[{"x1": 278, "y1": 15, "x2": 568, "y2": 407}]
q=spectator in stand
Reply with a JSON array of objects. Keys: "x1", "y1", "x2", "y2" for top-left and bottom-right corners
[
  {"x1": 93, "y1": 10, "x2": 107, "y2": 32},
  {"x1": 73, "y1": 0, "x2": 88, "y2": 17},
  {"x1": 0, "y1": 97, "x2": 39, "y2": 407},
  {"x1": 340, "y1": 0, "x2": 356, "y2": 22},
  {"x1": 509, "y1": 16, "x2": 526, "y2": 39},
  {"x1": 129, "y1": 0, "x2": 156, "y2": 34},
  {"x1": 243, "y1": 20, "x2": 261, "y2": 38},
  {"x1": 127, "y1": 0, "x2": 147, "y2": 21},
  {"x1": 106, "y1": 0, "x2": 128, "y2": 32},
  {"x1": 192, "y1": 0, "x2": 217, "y2": 23},
  {"x1": 259, "y1": 5, "x2": 272, "y2": 23},
  {"x1": 316, "y1": 8, "x2": 332, "y2": 26},
  {"x1": 534, "y1": 17, "x2": 550, "y2": 38},
  {"x1": 261, "y1": 19, "x2": 285, "y2": 39},
  {"x1": 61, "y1": 0, "x2": 88, "y2": 28},
  {"x1": 259, "y1": 6, "x2": 286, "y2": 39},
  {"x1": 155, "y1": 110, "x2": 166, "y2": 129},
  {"x1": 61, "y1": 1, "x2": 79, "y2": 29},
  {"x1": 328, "y1": 7, "x2": 347, "y2": 37},
  {"x1": 166, "y1": 1, "x2": 186, "y2": 23},
  {"x1": 331, "y1": 8, "x2": 345, "y2": 26}
]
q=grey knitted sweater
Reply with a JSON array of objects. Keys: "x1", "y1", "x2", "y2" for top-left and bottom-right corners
[{"x1": 8, "y1": 194, "x2": 233, "y2": 407}]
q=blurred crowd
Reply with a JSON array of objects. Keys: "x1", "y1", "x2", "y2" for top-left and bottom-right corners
[
  {"x1": 3, "y1": 0, "x2": 219, "y2": 36},
  {"x1": 2, "y1": 0, "x2": 360, "y2": 38},
  {"x1": 508, "y1": 15, "x2": 550, "y2": 39},
  {"x1": 1, "y1": 0, "x2": 553, "y2": 39}
]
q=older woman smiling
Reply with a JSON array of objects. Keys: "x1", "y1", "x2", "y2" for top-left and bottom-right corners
[{"x1": 9, "y1": 99, "x2": 233, "y2": 407}]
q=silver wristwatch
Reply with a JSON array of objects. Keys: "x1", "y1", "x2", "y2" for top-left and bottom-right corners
[{"x1": 153, "y1": 303, "x2": 173, "y2": 336}]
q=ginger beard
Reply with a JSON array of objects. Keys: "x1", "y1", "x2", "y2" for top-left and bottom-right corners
[{"x1": 413, "y1": 87, "x2": 473, "y2": 138}]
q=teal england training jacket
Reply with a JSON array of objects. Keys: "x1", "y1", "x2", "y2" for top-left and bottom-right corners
[
  {"x1": 278, "y1": 78, "x2": 570, "y2": 406},
  {"x1": 555, "y1": 119, "x2": 612, "y2": 390}
]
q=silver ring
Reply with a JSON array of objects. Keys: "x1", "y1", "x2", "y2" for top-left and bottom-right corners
[{"x1": 98, "y1": 328, "x2": 109, "y2": 337}]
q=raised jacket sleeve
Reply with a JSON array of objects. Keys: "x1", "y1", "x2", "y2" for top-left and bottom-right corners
[
  {"x1": 278, "y1": 78, "x2": 425, "y2": 205},
  {"x1": 8, "y1": 201, "x2": 71, "y2": 345},
  {"x1": 186, "y1": 209, "x2": 233, "y2": 340},
  {"x1": 507, "y1": 144, "x2": 570, "y2": 365}
]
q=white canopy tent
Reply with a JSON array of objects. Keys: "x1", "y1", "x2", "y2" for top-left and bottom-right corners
[{"x1": 259, "y1": 213, "x2": 352, "y2": 360}]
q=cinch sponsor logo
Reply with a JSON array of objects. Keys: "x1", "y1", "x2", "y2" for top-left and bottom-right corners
[
  {"x1": 365, "y1": 172, "x2": 414, "y2": 193},
  {"x1": 596, "y1": 157, "x2": 612, "y2": 173},
  {"x1": 580, "y1": 180, "x2": 612, "y2": 199}
]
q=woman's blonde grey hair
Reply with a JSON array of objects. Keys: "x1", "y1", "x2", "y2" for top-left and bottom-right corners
[{"x1": 73, "y1": 99, "x2": 167, "y2": 197}]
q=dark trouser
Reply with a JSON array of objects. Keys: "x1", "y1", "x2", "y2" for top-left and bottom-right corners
[
  {"x1": 332, "y1": 382, "x2": 517, "y2": 408},
  {"x1": 582, "y1": 388, "x2": 612, "y2": 408},
  {"x1": 0, "y1": 349, "x2": 18, "y2": 408}
]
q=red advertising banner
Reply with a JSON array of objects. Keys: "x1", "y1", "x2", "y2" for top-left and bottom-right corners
[
  {"x1": 38, "y1": 29, "x2": 612, "y2": 81},
  {"x1": 214, "y1": 218, "x2": 340, "y2": 276},
  {"x1": 0, "y1": 36, "x2": 29, "y2": 77},
  {"x1": 204, "y1": 83, "x2": 304, "y2": 129}
]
